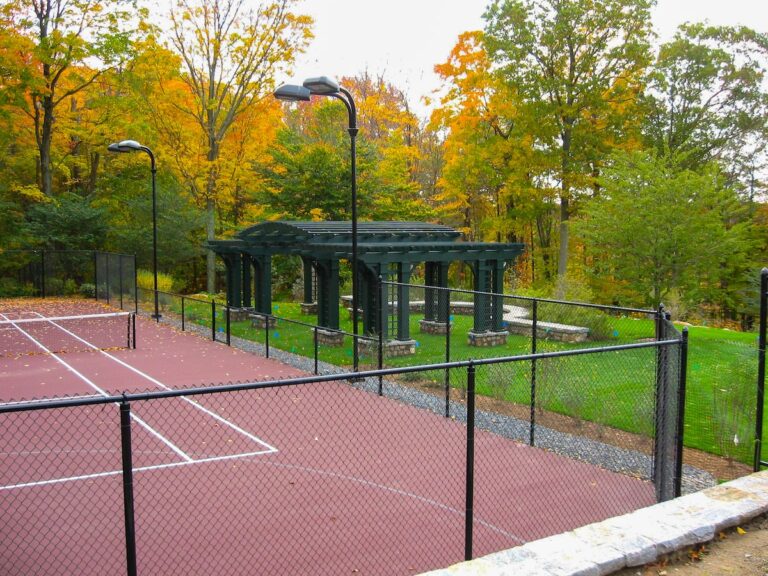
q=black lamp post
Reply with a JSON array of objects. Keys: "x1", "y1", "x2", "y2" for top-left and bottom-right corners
[
  {"x1": 274, "y1": 77, "x2": 360, "y2": 371},
  {"x1": 107, "y1": 140, "x2": 161, "y2": 322}
]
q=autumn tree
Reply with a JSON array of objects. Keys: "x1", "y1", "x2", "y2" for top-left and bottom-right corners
[
  {"x1": 483, "y1": 0, "x2": 654, "y2": 282},
  {"x1": 162, "y1": 0, "x2": 312, "y2": 292},
  {"x1": 0, "y1": 0, "x2": 139, "y2": 197}
]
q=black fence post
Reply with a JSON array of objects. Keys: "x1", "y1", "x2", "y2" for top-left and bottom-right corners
[
  {"x1": 132, "y1": 314, "x2": 137, "y2": 349},
  {"x1": 674, "y1": 328, "x2": 689, "y2": 497},
  {"x1": 133, "y1": 256, "x2": 138, "y2": 315},
  {"x1": 40, "y1": 250, "x2": 46, "y2": 298},
  {"x1": 211, "y1": 300, "x2": 216, "y2": 341},
  {"x1": 530, "y1": 299, "x2": 538, "y2": 446},
  {"x1": 93, "y1": 252, "x2": 98, "y2": 300},
  {"x1": 755, "y1": 268, "x2": 768, "y2": 472},
  {"x1": 226, "y1": 306, "x2": 231, "y2": 346},
  {"x1": 313, "y1": 327, "x2": 319, "y2": 375},
  {"x1": 265, "y1": 314, "x2": 270, "y2": 358},
  {"x1": 653, "y1": 304, "x2": 666, "y2": 496},
  {"x1": 181, "y1": 297, "x2": 186, "y2": 331},
  {"x1": 119, "y1": 400, "x2": 138, "y2": 576},
  {"x1": 444, "y1": 287, "x2": 451, "y2": 418},
  {"x1": 464, "y1": 361, "x2": 476, "y2": 562},
  {"x1": 119, "y1": 256, "x2": 124, "y2": 310},
  {"x1": 378, "y1": 276, "x2": 384, "y2": 396},
  {"x1": 106, "y1": 253, "x2": 111, "y2": 306}
]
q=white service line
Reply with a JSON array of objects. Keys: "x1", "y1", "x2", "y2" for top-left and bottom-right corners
[
  {"x1": 0, "y1": 448, "x2": 275, "y2": 491},
  {"x1": 0, "y1": 313, "x2": 192, "y2": 463},
  {"x1": 39, "y1": 313, "x2": 278, "y2": 453}
]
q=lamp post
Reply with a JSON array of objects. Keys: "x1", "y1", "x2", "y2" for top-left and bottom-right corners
[
  {"x1": 107, "y1": 140, "x2": 161, "y2": 322},
  {"x1": 274, "y1": 77, "x2": 360, "y2": 371}
]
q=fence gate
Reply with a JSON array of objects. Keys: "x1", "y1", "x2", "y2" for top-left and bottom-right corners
[{"x1": 755, "y1": 268, "x2": 768, "y2": 471}]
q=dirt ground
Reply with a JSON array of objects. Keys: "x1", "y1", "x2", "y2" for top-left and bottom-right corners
[{"x1": 612, "y1": 514, "x2": 768, "y2": 575}]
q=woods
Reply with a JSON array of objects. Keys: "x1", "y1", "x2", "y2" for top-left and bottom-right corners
[{"x1": 0, "y1": 0, "x2": 766, "y2": 323}]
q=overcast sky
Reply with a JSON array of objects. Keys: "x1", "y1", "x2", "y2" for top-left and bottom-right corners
[{"x1": 288, "y1": 0, "x2": 768, "y2": 118}]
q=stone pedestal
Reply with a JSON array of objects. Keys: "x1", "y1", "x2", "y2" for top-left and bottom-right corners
[
  {"x1": 419, "y1": 319, "x2": 452, "y2": 335},
  {"x1": 316, "y1": 329, "x2": 344, "y2": 346},
  {"x1": 357, "y1": 338, "x2": 417, "y2": 358},
  {"x1": 250, "y1": 314, "x2": 277, "y2": 329},
  {"x1": 468, "y1": 330, "x2": 508, "y2": 347},
  {"x1": 300, "y1": 302, "x2": 318, "y2": 315},
  {"x1": 227, "y1": 308, "x2": 251, "y2": 322}
]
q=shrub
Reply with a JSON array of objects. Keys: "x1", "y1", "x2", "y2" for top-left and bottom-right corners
[
  {"x1": 136, "y1": 269, "x2": 174, "y2": 293},
  {"x1": 0, "y1": 278, "x2": 36, "y2": 297},
  {"x1": 79, "y1": 283, "x2": 96, "y2": 298}
]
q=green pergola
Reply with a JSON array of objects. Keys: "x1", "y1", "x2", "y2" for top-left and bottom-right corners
[{"x1": 207, "y1": 221, "x2": 525, "y2": 342}]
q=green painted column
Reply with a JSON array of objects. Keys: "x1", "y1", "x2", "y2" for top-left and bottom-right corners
[
  {"x1": 424, "y1": 262, "x2": 437, "y2": 321},
  {"x1": 473, "y1": 260, "x2": 491, "y2": 332},
  {"x1": 491, "y1": 260, "x2": 505, "y2": 331},
  {"x1": 241, "y1": 254, "x2": 252, "y2": 308},
  {"x1": 397, "y1": 263, "x2": 410, "y2": 340},
  {"x1": 253, "y1": 255, "x2": 272, "y2": 314},
  {"x1": 436, "y1": 262, "x2": 450, "y2": 323},
  {"x1": 316, "y1": 259, "x2": 340, "y2": 329},
  {"x1": 301, "y1": 257, "x2": 314, "y2": 304}
]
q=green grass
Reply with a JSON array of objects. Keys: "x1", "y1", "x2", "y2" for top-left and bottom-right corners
[{"x1": 160, "y1": 295, "x2": 763, "y2": 465}]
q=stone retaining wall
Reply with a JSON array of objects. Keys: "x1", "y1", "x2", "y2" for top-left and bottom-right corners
[{"x1": 421, "y1": 470, "x2": 768, "y2": 576}]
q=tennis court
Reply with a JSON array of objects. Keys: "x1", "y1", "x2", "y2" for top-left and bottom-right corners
[{"x1": 0, "y1": 299, "x2": 656, "y2": 575}]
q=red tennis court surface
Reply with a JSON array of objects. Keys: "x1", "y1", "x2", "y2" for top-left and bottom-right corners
[{"x1": 0, "y1": 299, "x2": 655, "y2": 575}]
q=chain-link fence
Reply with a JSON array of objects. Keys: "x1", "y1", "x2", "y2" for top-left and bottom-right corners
[
  {"x1": 0, "y1": 250, "x2": 136, "y2": 305},
  {"x1": 1, "y1": 335, "x2": 686, "y2": 575}
]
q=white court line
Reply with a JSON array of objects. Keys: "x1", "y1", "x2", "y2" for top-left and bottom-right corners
[
  {"x1": 38, "y1": 313, "x2": 278, "y2": 454},
  {"x1": 0, "y1": 449, "x2": 274, "y2": 491},
  {"x1": 0, "y1": 313, "x2": 192, "y2": 463}
]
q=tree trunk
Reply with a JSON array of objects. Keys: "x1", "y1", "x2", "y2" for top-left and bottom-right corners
[
  {"x1": 557, "y1": 124, "x2": 573, "y2": 285},
  {"x1": 206, "y1": 198, "x2": 216, "y2": 294},
  {"x1": 39, "y1": 96, "x2": 55, "y2": 196}
]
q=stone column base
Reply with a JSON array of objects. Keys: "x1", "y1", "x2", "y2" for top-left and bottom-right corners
[
  {"x1": 250, "y1": 314, "x2": 277, "y2": 329},
  {"x1": 300, "y1": 302, "x2": 318, "y2": 315},
  {"x1": 468, "y1": 330, "x2": 508, "y2": 347},
  {"x1": 357, "y1": 338, "x2": 417, "y2": 357},
  {"x1": 419, "y1": 319, "x2": 451, "y2": 335},
  {"x1": 316, "y1": 329, "x2": 344, "y2": 346},
  {"x1": 227, "y1": 308, "x2": 251, "y2": 322}
]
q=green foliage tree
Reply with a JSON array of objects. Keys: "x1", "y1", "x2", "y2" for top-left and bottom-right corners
[
  {"x1": 643, "y1": 24, "x2": 768, "y2": 199},
  {"x1": 576, "y1": 150, "x2": 755, "y2": 311},
  {"x1": 483, "y1": 0, "x2": 654, "y2": 282},
  {"x1": 25, "y1": 193, "x2": 108, "y2": 249}
]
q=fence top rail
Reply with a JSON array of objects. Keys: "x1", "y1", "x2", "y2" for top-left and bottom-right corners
[
  {"x1": 0, "y1": 338, "x2": 679, "y2": 414},
  {"x1": 381, "y1": 280, "x2": 656, "y2": 316},
  {"x1": 151, "y1": 289, "x2": 376, "y2": 342},
  {"x1": 2, "y1": 249, "x2": 135, "y2": 258}
]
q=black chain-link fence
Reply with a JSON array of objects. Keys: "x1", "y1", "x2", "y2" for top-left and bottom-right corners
[
  {"x1": 0, "y1": 250, "x2": 136, "y2": 305},
  {"x1": 1, "y1": 335, "x2": 686, "y2": 575}
]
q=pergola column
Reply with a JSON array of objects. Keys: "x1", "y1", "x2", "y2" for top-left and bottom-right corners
[
  {"x1": 252, "y1": 255, "x2": 272, "y2": 314},
  {"x1": 436, "y1": 262, "x2": 450, "y2": 323},
  {"x1": 241, "y1": 254, "x2": 252, "y2": 308},
  {"x1": 424, "y1": 262, "x2": 437, "y2": 321},
  {"x1": 315, "y1": 259, "x2": 340, "y2": 329},
  {"x1": 396, "y1": 263, "x2": 410, "y2": 341},
  {"x1": 473, "y1": 260, "x2": 492, "y2": 332},
  {"x1": 301, "y1": 256, "x2": 314, "y2": 304},
  {"x1": 361, "y1": 264, "x2": 382, "y2": 336},
  {"x1": 491, "y1": 260, "x2": 505, "y2": 331},
  {"x1": 222, "y1": 254, "x2": 243, "y2": 308}
]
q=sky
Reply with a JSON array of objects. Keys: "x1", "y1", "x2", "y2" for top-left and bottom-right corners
[{"x1": 288, "y1": 0, "x2": 768, "y2": 118}]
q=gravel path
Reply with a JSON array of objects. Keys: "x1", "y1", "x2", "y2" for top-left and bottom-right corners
[{"x1": 151, "y1": 311, "x2": 716, "y2": 495}]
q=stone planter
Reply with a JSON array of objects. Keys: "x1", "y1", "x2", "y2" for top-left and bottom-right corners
[
  {"x1": 357, "y1": 338, "x2": 417, "y2": 358},
  {"x1": 250, "y1": 314, "x2": 277, "y2": 329},
  {"x1": 300, "y1": 302, "x2": 318, "y2": 315},
  {"x1": 419, "y1": 319, "x2": 452, "y2": 335},
  {"x1": 316, "y1": 329, "x2": 344, "y2": 346},
  {"x1": 467, "y1": 330, "x2": 508, "y2": 347}
]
